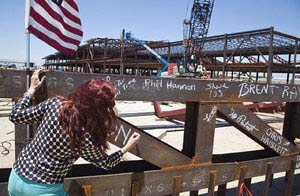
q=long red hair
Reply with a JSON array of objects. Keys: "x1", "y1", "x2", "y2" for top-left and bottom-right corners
[{"x1": 58, "y1": 78, "x2": 117, "y2": 155}]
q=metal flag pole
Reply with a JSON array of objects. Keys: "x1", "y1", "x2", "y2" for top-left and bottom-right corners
[
  {"x1": 26, "y1": 34, "x2": 33, "y2": 140},
  {"x1": 25, "y1": 0, "x2": 31, "y2": 74},
  {"x1": 25, "y1": 0, "x2": 33, "y2": 140},
  {"x1": 26, "y1": 34, "x2": 30, "y2": 89}
]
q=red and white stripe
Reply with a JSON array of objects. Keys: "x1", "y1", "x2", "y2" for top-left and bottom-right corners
[{"x1": 26, "y1": 0, "x2": 83, "y2": 55}]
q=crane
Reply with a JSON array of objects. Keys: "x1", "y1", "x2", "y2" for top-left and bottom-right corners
[
  {"x1": 183, "y1": 0, "x2": 215, "y2": 76},
  {"x1": 122, "y1": 0, "x2": 214, "y2": 77}
]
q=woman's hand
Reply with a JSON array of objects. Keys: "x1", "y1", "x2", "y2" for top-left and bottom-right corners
[
  {"x1": 294, "y1": 138, "x2": 300, "y2": 149},
  {"x1": 27, "y1": 69, "x2": 46, "y2": 95},
  {"x1": 121, "y1": 132, "x2": 141, "y2": 154}
]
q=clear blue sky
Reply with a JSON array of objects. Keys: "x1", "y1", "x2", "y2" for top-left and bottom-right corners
[{"x1": 0, "y1": 0, "x2": 299, "y2": 66}]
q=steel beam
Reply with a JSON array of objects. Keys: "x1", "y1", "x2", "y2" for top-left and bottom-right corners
[
  {"x1": 217, "y1": 104, "x2": 298, "y2": 155},
  {"x1": 1, "y1": 153, "x2": 299, "y2": 196},
  {"x1": 1, "y1": 69, "x2": 300, "y2": 195},
  {"x1": 194, "y1": 104, "x2": 217, "y2": 163},
  {"x1": 3, "y1": 70, "x2": 300, "y2": 103},
  {"x1": 283, "y1": 103, "x2": 300, "y2": 143},
  {"x1": 110, "y1": 118, "x2": 193, "y2": 168}
]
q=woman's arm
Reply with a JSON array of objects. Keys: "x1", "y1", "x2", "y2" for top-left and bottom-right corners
[
  {"x1": 121, "y1": 132, "x2": 140, "y2": 154},
  {"x1": 80, "y1": 132, "x2": 140, "y2": 170},
  {"x1": 9, "y1": 95, "x2": 50, "y2": 124},
  {"x1": 9, "y1": 69, "x2": 47, "y2": 124}
]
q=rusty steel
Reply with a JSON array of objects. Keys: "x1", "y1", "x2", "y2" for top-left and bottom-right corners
[
  {"x1": 2, "y1": 70, "x2": 300, "y2": 103},
  {"x1": 2, "y1": 154, "x2": 299, "y2": 195},
  {"x1": 1, "y1": 158, "x2": 300, "y2": 195},
  {"x1": 111, "y1": 118, "x2": 192, "y2": 168},
  {"x1": 172, "y1": 176, "x2": 182, "y2": 196},
  {"x1": 208, "y1": 171, "x2": 217, "y2": 196},
  {"x1": 0, "y1": 70, "x2": 300, "y2": 195},
  {"x1": 263, "y1": 162, "x2": 273, "y2": 195},
  {"x1": 217, "y1": 104, "x2": 298, "y2": 155},
  {"x1": 194, "y1": 104, "x2": 217, "y2": 163}
]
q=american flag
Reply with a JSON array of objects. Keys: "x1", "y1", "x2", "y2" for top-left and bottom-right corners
[{"x1": 25, "y1": 0, "x2": 83, "y2": 55}]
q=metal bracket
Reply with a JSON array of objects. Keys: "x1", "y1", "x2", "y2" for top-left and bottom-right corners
[
  {"x1": 82, "y1": 185, "x2": 93, "y2": 196},
  {"x1": 172, "y1": 175, "x2": 182, "y2": 196}
]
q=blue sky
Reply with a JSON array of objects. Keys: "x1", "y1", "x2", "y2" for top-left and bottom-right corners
[{"x1": 0, "y1": 0, "x2": 299, "y2": 66}]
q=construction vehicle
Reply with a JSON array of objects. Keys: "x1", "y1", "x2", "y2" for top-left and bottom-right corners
[
  {"x1": 183, "y1": 0, "x2": 215, "y2": 77},
  {"x1": 124, "y1": 30, "x2": 205, "y2": 78},
  {"x1": 123, "y1": 0, "x2": 215, "y2": 78},
  {"x1": 123, "y1": 30, "x2": 174, "y2": 77}
]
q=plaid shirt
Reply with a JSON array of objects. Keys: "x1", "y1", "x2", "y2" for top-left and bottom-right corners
[{"x1": 10, "y1": 93, "x2": 122, "y2": 184}]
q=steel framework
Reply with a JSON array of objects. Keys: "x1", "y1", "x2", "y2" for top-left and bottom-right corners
[
  {"x1": 43, "y1": 28, "x2": 300, "y2": 82},
  {"x1": 0, "y1": 69, "x2": 300, "y2": 195}
]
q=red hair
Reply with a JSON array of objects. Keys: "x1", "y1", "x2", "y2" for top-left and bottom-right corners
[{"x1": 58, "y1": 78, "x2": 117, "y2": 155}]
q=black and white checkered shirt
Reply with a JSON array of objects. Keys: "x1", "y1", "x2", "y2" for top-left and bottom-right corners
[{"x1": 10, "y1": 93, "x2": 122, "y2": 184}]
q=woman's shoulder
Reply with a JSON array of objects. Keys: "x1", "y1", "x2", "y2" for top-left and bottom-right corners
[
  {"x1": 42, "y1": 96, "x2": 65, "y2": 108},
  {"x1": 47, "y1": 96, "x2": 65, "y2": 103}
]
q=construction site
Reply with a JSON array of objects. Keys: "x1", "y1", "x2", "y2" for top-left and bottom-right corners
[
  {"x1": 1, "y1": 0, "x2": 300, "y2": 195},
  {"x1": 43, "y1": 27, "x2": 300, "y2": 84}
]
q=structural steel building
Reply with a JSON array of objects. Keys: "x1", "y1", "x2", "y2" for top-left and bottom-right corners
[{"x1": 44, "y1": 27, "x2": 300, "y2": 82}]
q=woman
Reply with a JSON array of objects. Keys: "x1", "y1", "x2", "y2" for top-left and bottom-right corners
[{"x1": 8, "y1": 69, "x2": 140, "y2": 196}]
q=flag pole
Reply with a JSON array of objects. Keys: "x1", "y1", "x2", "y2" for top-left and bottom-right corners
[
  {"x1": 26, "y1": 34, "x2": 30, "y2": 87},
  {"x1": 25, "y1": 0, "x2": 30, "y2": 74},
  {"x1": 25, "y1": 0, "x2": 33, "y2": 140}
]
